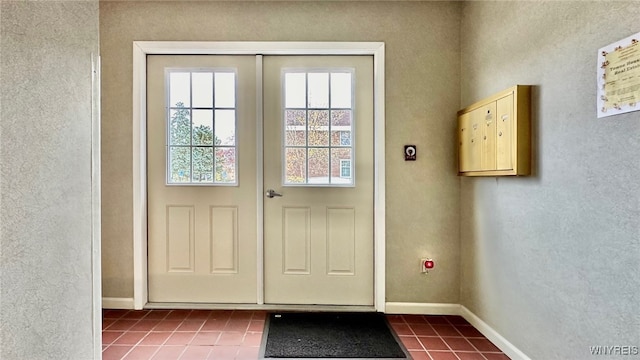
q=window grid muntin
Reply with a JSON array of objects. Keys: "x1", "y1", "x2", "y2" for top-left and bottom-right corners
[
  {"x1": 283, "y1": 69, "x2": 355, "y2": 186},
  {"x1": 166, "y1": 69, "x2": 238, "y2": 185}
]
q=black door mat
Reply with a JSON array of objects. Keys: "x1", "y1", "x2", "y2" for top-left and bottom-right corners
[{"x1": 260, "y1": 312, "x2": 409, "y2": 359}]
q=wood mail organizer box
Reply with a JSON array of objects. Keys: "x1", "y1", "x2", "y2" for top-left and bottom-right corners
[{"x1": 457, "y1": 85, "x2": 531, "y2": 176}]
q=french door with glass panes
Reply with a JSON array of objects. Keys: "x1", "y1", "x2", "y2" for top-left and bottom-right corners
[
  {"x1": 147, "y1": 55, "x2": 257, "y2": 303},
  {"x1": 147, "y1": 55, "x2": 373, "y2": 305},
  {"x1": 263, "y1": 56, "x2": 374, "y2": 305}
]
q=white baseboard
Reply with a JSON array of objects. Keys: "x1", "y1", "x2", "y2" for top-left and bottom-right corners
[
  {"x1": 459, "y1": 305, "x2": 531, "y2": 360},
  {"x1": 385, "y1": 302, "x2": 461, "y2": 315},
  {"x1": 102, "y1": 297, "x2": 135, "y2": 309}
]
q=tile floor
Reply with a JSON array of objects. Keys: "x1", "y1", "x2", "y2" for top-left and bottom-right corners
[
  {"x1": 388, "y1": 315, "x2": 511, "y2": 360},
  {"x1": 102, "y1": 309, "x2": 510, "y2": 360}
]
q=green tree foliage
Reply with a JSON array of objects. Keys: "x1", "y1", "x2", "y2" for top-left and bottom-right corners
[{"x1": 169, "y1": 102, "x2": 235, "y2": 183}]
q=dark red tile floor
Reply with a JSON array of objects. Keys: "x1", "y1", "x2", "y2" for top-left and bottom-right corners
[
  {"x1": 102, "y1": 309, "x2": 510, "y2": 360},
  {"x1": 388, "y1": 315, "x2": 510, "y2": 360}
]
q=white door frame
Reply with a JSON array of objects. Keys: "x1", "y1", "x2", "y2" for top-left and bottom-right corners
[{"x1": 132, "y1": 41, "x2": 386, "y2": 311}]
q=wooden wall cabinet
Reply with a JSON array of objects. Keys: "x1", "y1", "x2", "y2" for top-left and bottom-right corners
[{"x1": 457, "y1": 85, "x2": 531, "y2": 176}]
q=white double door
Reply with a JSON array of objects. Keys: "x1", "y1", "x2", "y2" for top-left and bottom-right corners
[{"x1": 147, "y1": 55, "x2": 373, "y2": 305}]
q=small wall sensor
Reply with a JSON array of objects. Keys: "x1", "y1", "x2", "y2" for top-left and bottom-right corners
[{"x1": 404, "y1": 145, "x2": 417, "y2": 161}]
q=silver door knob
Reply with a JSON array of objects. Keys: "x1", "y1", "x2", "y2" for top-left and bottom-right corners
[{"x1": 265, "y1": 189, "x2": 283, "y2": 198}]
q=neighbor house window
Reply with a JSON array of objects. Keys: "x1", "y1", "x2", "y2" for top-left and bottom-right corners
[
  {"x1": 340, "y1": 159, "x2": 352, "y2": 178},
  {"x1": 283, "y1": 69, "x2": 354, "y2": 185},
  {"x1": 166, "y1": 70, "x2": 237, "y2": 185}
]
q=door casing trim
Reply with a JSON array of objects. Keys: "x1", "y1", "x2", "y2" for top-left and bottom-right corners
[{"x1": 132, "y1": 41, "x2": 386, "y2": 311}]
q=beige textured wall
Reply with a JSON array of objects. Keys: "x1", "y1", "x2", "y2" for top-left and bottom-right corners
[
  {"x1": 100, "y1": 1, "x2": 461, "y2": 303},
  {"x1": 460, "y1": 2, "x2": 640, "y2": 359},
  {"x1": 1, "y1": 1, "x2": 100, "y2": 358}
]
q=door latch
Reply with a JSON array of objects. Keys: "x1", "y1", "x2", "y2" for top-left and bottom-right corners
[{"x1": 265, "y1": 189, "x2": 283, "y2": 198}]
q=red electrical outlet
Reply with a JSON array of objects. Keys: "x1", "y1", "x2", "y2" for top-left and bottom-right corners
[{"x1": 421, "y1": 258, "x2": 435, "y2": 273}]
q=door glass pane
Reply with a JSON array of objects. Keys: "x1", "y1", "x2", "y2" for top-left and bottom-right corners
[
  {"x1": 285, "y1": 110, "x2": 306, "y2": 146},
  {"x1": 307, "y1": 72, "x2": 329, "y2": 108},
  {"x1": 308, "y1": 148, "x2": 329, "y2": 184},
  {"x1": 170, "y1": 72, "x2": 190, "y2": 107},
  {"x1": 329, "y1": 130, "x2": 352, "y2": 147},
  {"x1": 285, "y1": 73, "x2": 306, "y2": 108},
  {"x1": 215, "y1": 148, "x2": 236, "y2": 183},
  {"x1": 331, "y1": 73, "x2": 352, "y2": 108},
  {"x1": 192, "y1": 72, "x2": 213, "y2": 108},
  {"x1": 331, "y1": 148, "x2": 352, "y2": 184},
  {"x1": 215, "y1": 110, "x2": 236, "y2": 146},
  {"x1": 192, "y1": 147, "x2": 213, "y2": 183},
  {"x1": 167, "y1": 69, "x2": 238, "y2": 185},
  {"x1": 169, "y1": 147, "x2": 191, "y2": 183},
  {"x1": 283, "y1": 69, "x2": 354, "y2": 186},
  {"x1": 331, "y1": 109, "x2": 351, "y2": 126},
  {"x1": 192, "y1": 110, "x2": 213, "y2": 146},
  {"x1": 331, "y1": 110, "x2": 352, "y2": 146},
  {"x1": 308, "y1": 110, "x2": 329, "y2": 146},
  {"x1": 215, "y1": 72, "x2": 236, "y2": 108},
  {"x1": 285, "y1": 148, "x2": 307, "y2": 184}
]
